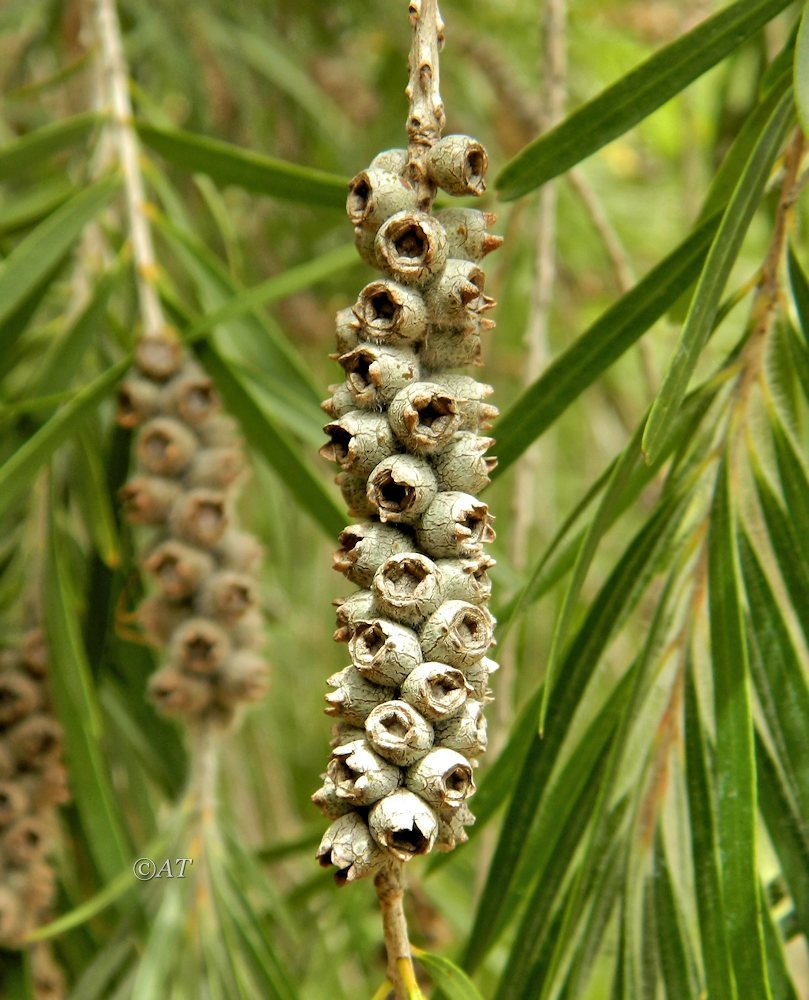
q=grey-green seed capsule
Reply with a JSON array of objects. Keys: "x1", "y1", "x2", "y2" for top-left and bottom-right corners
[
  {"x1": 436, "y1": 555, "x2": 495, "y2": 604},
  {"x1": 353, "y1": 279, "x2": 428, "y2": 345},
  {"x1": 135, "y1": 336, "x2": 184, "y2": 382},
  {"x1": 424, "y1": 258, "x2": 486, "y2": 329},
  {"x1": 320, "y1": 411, "x2": 398, "y2": 477},
  {"x1": 430, "y1": 375, "x2": 498, "y2": 430},
  {"x1": 365, "y1": 700, "x2": 434, "y2": 765},
  {"x1": 400, "y1": 662, "x2": 471, "y2": 720},
  {"x1": 336, "y1": 472, "x2": 377, "y2": 518},
  {"x1": 324, "y1": 666, "x2": 392, "y2": 726},
  {"x1": 136, "y1": 417, "x2": 198, "y2": 476},
  {"x1": 435, "y1": 208, "x2": 503, "y2": 261},
  {"x1": 333, "y1": 523, "x2": 413, "y2": 587},
  {"x1": 405, "y1": 747, "x2": 475, "y2": 809},
  {"x1": 198, "y1": 571, "x2": 256, "y2": 625},
  {"x1": 433, "y1": 700, "x2": 488, "y2": 756},
  {"x1": 335, "y1": 307, "x2": 362, "y2": 355},
  {"x1": 317, "y1": 812, "x2": 386, "y2": 886},
  {"x1": 431, "y1": 432, "x2": 496, "y2": 493},
  {"x1": 435, "y1": 801, "x2": 475, "y2": 852},
  {"x1": 425, "y1": 135, "x2": 489, "y2": 197},
  {"x1": 354, "y1": 225, "x2": 383, "y2": 270},
  {"x1": 420, "y1": 328, "x2": 484, "y2": 370},
  {"x1": 349, "y1": 618, "x2": 423, "y2": 687},
  {"x1": 328, "y1": 738, "x2": 401, "y2": 806},
  {"x1": 170, "y1": 618, "x2": 232, "y2": 675},
  {"x1": 119, "y1": 476, "x2": 182, "y2": 525},
  {"x1": 369, "y1": 148, "x2": 408, "y2": 174},
  {"x1": 375, "y1": 210, "x2": 448, "y2": 285},
  {"x1": 185, "y1": 446, "x2": 245, "y2": 489},
  {"x1": 366, "y1": 454, "x2": 438, "y2": 524},
  {"x1": 388, "y1": 382, "x2": 462, "y2": 454},
  {"x1": 117, "y1": 375, "x2": 160, "y2": 428},
  {"x1": 420, "y1": 600, "x2": 495, "y2": 669},
  {"x1": 339, "y1": 344, "x2": 419, "y2": 408},
  {"x1": 321, "y1": 382, "x2": 357, "y2": 419},
  {"x1": 368, "y1": 788, "x2": 438, "y2": 861},
  {"x1": 346, "y1": 168, "x2": 418, "y2": 229},
  {"x1": 159, "y1": 370, "x2": 220, "y2": 426},
  {"x1": 311, "y1": 779, "x2": 355, "y2": 819},
  {"x1": 464, "y1": 656, "x2": 499, "y2": 700},
  {"x1": 144, "y1": 540, "x2": 214, "y2": 600},
  {"x1": 168, "y1": 488, "x2": 229, "y2": 548},
  {"x1": 416, "y1": 491, "x2": 495, "y2": 559},
  {"x1": 372, "y1": 552, "x2": 445, "y2": 627},
  {"x1": 333, "y1": 589, "x2": 377, "y2": 642}
]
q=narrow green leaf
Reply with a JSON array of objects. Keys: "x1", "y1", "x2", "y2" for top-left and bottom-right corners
[
  {"x1": 0, "y1": 360, "x2": 128, "y2": 521},
  {"x1": 413, "y1": 950, "x2": 483, "y2": 1000},
  {"x1": 0, "y1": 176, "x2": 120, "y2": 351},
  {"x1": 760, "y1": 882, "x2": 800, "y2": 1000},
  {"x1": 73, "y1": 429, "x2": 121, "y2": 568},
  {"x1": 495, "y1": 0, "x2": 793, "y2": 199},
  {"x1": 0, "y1": 112, "x2": 99, "y2": 181},
  {"x1": 653, "y1": 832, "x2": 699, "y2": 1000},
  {"x1": 196, "y1": 342, "x2": 345, "y2": 538},
  {"x1": 795, "y1": 5, "x2": 809, "y2": 136},
  {"x1": 684, "y1": 671, "x2": 735, "y2": 1000},
  {"x1": 787, "y1": 246, "x2": 809, "y2": 345},
  {"x1": 708, "y1": 456, "x2": 770, "y2": 997},
  {"x1": 136, "y1": 121, "x2": 348, "y2": 208},
  {"x1": 492, "y1": 214, "x2": 719, "y2": 476},
  {"x1": 643, "y1": 88, "x2": 794, "y2": 461},
  {"x1": 0, "y1": 177, "x2": 73, "y2": 234}
]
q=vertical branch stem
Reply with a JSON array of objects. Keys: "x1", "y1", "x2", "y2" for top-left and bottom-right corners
[
  {"x1": 405, "y1": 0, "x2": 446, "y2": 208},
  {"x1": 93, "y1": 0, "x2": 168, "y2": 341},
  {"x1": 375, "y1": 861, "x2": 422, "y2": 1000}
]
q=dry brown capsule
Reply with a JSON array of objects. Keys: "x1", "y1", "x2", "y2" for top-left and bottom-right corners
[
  {"x1": 349, "y1": 618, "x2": 422, "y2": 687},
  {"x1": 0, "y1": 781, "x2": 29, "y2": 826},
  {"x1": 431, "y1": 433, "x2": 496, "y2": 493},
  {"x1": 160, "y1": 370, "x2": 220, "y2": 425},
  {"x1": 388, "y1": 382, "x2": 463, "y2": 455},
  {"x1": 311, "y1": 779, "x2": 355, "y2": 819},
  {"x1": 436, "y1": 208, "x2": 503, "y2": 261},
  {"x1": 435, "y1": 801, "x2": 476, "y2": 852},
  {"x1": 317, "y1": 811, "x2": 386, "y2": 886},
  {"x1": 321, "y1": 411, "x2": 398, "y2": 478},
  {"x1": 372, "y1": 553, "x2": 445, "y2": 627},
  {"x1": 416, "y1": 491, "x2": 495, "y2": 559},
  {"x1": 136, "y1": 417, "x2": 198, "y2": 476},
  {"x1": 324, "y1": 666, "x2": 392, "y2": 726},
  {"x1": 119, "y1": 476, "x2": 182, "y2": 525},
  {"x1": 425, "y1": 135, "x2": 489, "y2": 196},
  {"x1": 0, "y1": 671, "x2": 41, "y2": 725},
  {"x1": 327, "y1": 739, "x2": 401, "y2": 806},
  {"x1": 214, "y1": 529, "x2": 264, "y2": 574},
  {"x1": 185, "y1": 446, "x2": 245, "y2": 489},
  {"x1": 375, "y1": 211, "x2": 448, "y2": 285},
  {"x1": 437, "y1": 555, "x2": 495, "y2": 605},
  {"x1": 117, "y1": 375, "x2": 160, "y2": 428},
  {"x1": 365, "y1": 700, "x2": 433, "y2": 765},
  {"x1": 366, "y1": 454, "x2": 438, "y2": 524},
  {"x1": 149, "y1": 666, "x2": 213, "y2": 718},
  {"x1": 433, "y1": 700, "x2": 488, "y2": 756},
  {"x1": 0, "y1": 886, "x2": 22, "y2": 942},
  {"x1": 339, "y1": 344, "x2": 419, "y2": 408},
  {"x1": 144, "y1": 540, "x2": 214, "y2": 600},
  {"x1": 198, "y1": 571, "x2": 257, "y2": 625},
  {"x1": 321, "y1": 383, "x2": 358, "y2": 419},
  {"x1": 7, "y1": 715, "x2": 62, "y2": 768},
  {"x1": 353, "y1": 280, "x2": 428, "y2": 345},
  {"x1": 169, "y1": 489, "x2": 229, "y2": 548},
  {"x1": 368, "y1": 788, "x2": 438, "y2": 861},
  {"x1": 2, "y1": 816, "x2": 49, "y2": 865},
  {"x1": 138, "y1": 596, "x2": 193, "y2": 646},
  {"x1": 346, "y1": 168, "x2": 418, "y2": 230},
  {"x1": 216, "y1": 651, "x2": 269, "y2": 707},
  {"x1": 400, "y1": 662, "x2": 471, "y2": 720},
  {"x1": 333, "y1": 523, "x2": 412, "y2": 588},
  {"x1": 420, "y1": 600, "x2": 495, "y2": 669},
  {"x1": 170, "y1": 618, "x2": 232, "y2": 675},
  {"x1": 135, "y1": 336, "x2": 184, "y2": 381},
  {"x1": 405, "y1": 747, "x2": 475, "y2": 810}
]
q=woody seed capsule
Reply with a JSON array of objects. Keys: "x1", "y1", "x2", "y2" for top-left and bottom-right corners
[
  {"x1": 435, "y1": 208, "x2": 503, "y2": 261},
  {"x1": 375, "y1": 211, "x2": 448, "y2": 285},
  {"x1": 311, "y1": 778, "x2": 355, "y2": 819},
  {"x1": 349, "y1": 618, "x2": 422, "y2": 687},
  {"x1": 325, "y1": 666, "x2": 392, "y2": 726},
  {"x1": 425, "y1": 135, "x2": 489, "y2": 196},
  {"x1": 366, "y1": 454, "x2": 438, "y2": 524},
  {"x1": 317, "y1": 811, "x2": 386, "y2": 886},
  {"x1": 185, "y1": 446, "x2": 245, "y2": 489},
  {"x1": 437, "y1": 555, "x2": 495, "y2": 605},
  {"x1": 327, "y1": 739, "x2": 401, "y2": 806},
  {"x1": 335, "y1": 307, "x2": 362, "y2": 355},
  {"x1": 333, "y1": 589, "x2": 377, "y2": 642},
  {"x1": 339, "y1": 344, "x2": 419, "y2": 408},
  {"x1": 388, "y1": 382, "x2": 462, "y2": 454},
  {"x1": 424, "y1": 258, "x2": 486, "y2": 330},
  {"x1": 431, "y1": 375, "x2": 498, "y2": 430},
  {"x1": 160, "y1": 371, "x2": 220, "y2": 425},
  {"x1": 336, "y1": 472, "x2": 377, "y2": 518},
  {"x1": 333, "y1": 523, "x2": 412, "y2": 587},
  {"x1": 368, "y1": 788, "x2": 438, "y2": 861},
  {"x1": 400, "y1": 662, "x2": 471, "y2": 720},
  {"x1": 135, "y1": 336, "x2": 184, "y2": 381},
  {"x1": 321, "y1": 411, "x2": 398, "y2": 477},
  {"x1": 346, "y1": 168, "x2": 418, "y2": 229},
  {"x1": 119, "y1": 476, "x2": 182, "y2": 525},
  {"x1": 144, "y1": 540, "x2": 214, "y2": 600},
  {"x1": 420, "y1": 328, "x2": 484, "y2": 370},
  {"x1": 420, "y1": 600, "x2": 495, "y2": 669},
  {"x1": 369, "y1": 148, "x2": 408, "y2": 174},
  {"x1": 0, "y1": 781, "x2": 29, "y2": 826},
  {"x1": 372, "y1": 552, "x2": 444, "y2": 627},
  {"x1": 463, "y1": 656, "x2": 499, "y2": 700},
  {"x1": 431, "y1": 433, "x2": 496, "y2": 493},
  {"x1": 198, "y1": 571, "x2": 257, "y2": 625},
  {"x1": 0, "y1": 672, "x2": 40, "y2": 725},
  {"x1": 169, "y1": 489, "x2": 229, "y2": 547},
  {"x1": 148, "y1": 666, "x2": 213, "y2": 718},
  {"x1": 2, "y1": 817, "x2": 48, "y2": 865},
  {"x1": 7, "y1": 716, "x2": 62, "y2": 768},
  {"x1": 433, "y1": 700, "x2": 488, "y2": 756},
  {"x1": 216, "y1": 651, "x2": 269, "y2": 707},
  {"x1": 117, "y1": 375, "x2": 160, "y2": 428},
  {"x1": 321, "y1": 383, "x2": 358, "y2": 419},
  {"x1": 416, "y1": 491, "x2": 495, "y2": 558},
  {"x1": 136, "y1": 417, "x2": 198, "y2": 476},
  {"x1": 435, "y1": 801, "x2": 475, "y2": 852},
  {"x1": 170, "y1": 618, "x2": 231, "y2": 675},
  {"x1": 365, "y1": 700, "x2": 433, "y2": 765},
  {"x1": 353, "y1": 280, "x2": 428, "y2": 345},
  {"x1": 405, "y1": 747, "x2": 475, "y2": 809}
]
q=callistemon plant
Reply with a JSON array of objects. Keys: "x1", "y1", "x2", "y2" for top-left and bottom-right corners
[{"x1": 312, "y1": 0, "x2": 501, "y2": 991}]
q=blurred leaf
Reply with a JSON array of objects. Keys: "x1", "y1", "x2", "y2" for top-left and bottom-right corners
[
  {"x1": 760, "y1": 883, "x2": 800, "y2": 1000},
  {"x1": 73, "y1": 428, "x2": 121, "y2": 568},
  {"x1": 0, "y1": 112, "x2": 99, "y2": 181},
  {"x1": 0, "y1": 176, "x2": 73, "y2": 234},
  {"x1": 653, "y1": 832, "x2": 699, "y2": 999},
  {"x1": 787, "y1": 245, "x2": 809, "y2": 344},
  {"x1": 642, "y1": 89, "x2": 794, "y2": 462},
  {"x1": 492, "y1": 215, "x2": 719, "y2": 476},
  {"x1": 495, "y1": 0, "x2": 793, "y2": 199},
  {"x1": 137, "y1": 122, "x2": 348, "y2": 208},
  {"x1": 795, "y1": 4, "x2": 809, "y2": 136},
  {"x1": 0, "y1": 176, "x2": 119, "y2": 352},
  {"x1": 412, "y1": 949, "x2": 484, "y2": 1000},
  {"x1": 708, "y1": 456, "x2": 770, "y2": 997}
]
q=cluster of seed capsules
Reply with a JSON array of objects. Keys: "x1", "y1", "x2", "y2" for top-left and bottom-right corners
[
  {"x1": 0, "y1": 629, "x2": 68, "y2": 994},
  {"x1": 117, "y1": 338, "x2": 268, "y2": 726},
  {"x1": 314, "y1": 134, "x2": 502, "y2": 884}
]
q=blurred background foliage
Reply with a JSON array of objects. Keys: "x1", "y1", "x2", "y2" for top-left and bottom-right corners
[{"x1": 0, "y1": 0, "x2": 808, "y2": 996}]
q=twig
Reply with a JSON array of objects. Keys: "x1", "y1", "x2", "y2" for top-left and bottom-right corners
[
  {"x1": 375, "y1": 861, "x2": 423, "y2": 1000},
  {"x1": 93, "y1": 0, "x2": 169, "y2": 342},
  {"x1": 404, "y1": 0, "x2": 446, "y2": 208}
]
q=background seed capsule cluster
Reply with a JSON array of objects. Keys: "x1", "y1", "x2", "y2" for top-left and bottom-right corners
[
  {"x1": 314, "y1": 135, "x2": 501, "y2": 885},
  {"x1": 0, "y1": 630, "x2": 68, "y2": 969},
  {"x1": 118, "y1": 337, "x2": 268, "y2": 727}
]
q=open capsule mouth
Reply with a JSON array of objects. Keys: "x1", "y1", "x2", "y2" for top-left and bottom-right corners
[
  {"x1": 376, "y1": 708, "x2": 411, "y2": 740},
  {"x1": 465, "y1": 149, "x2": 487, "y2": 191},
  {"x1": 344, "y1": 350, "x2": 375, "y2": 394},
  {"x1": 371, "y1": 471, "x2": 415, "y2": 514},
  {"x1": 183, "y1": 635, "x2": 218, "y2": 667},
  {"x1": 382, "y1": 558, "x2": 431, "y2": 599},
  {"x1": 347, "y1": 175, "x2": 372, "y2": 223},
  {"x1": 321, "y1": 426, "x2": 353, "y2": 464},
  {"x1": 150, "y1": 554, "x2": 185, "y2": 592},
  {"x1": 219, "y1": 584, "x2": 252, "y2": 618},
  {"x1": 116, "y1": 386, "x2": 142, "y2": 426},
  {"x1": 443, "y1": 765, "x2": 473, "y2": 796},
  {"x1": 459, "y1": 508, "x2": 489, "y2": 544},
  {"x1": 180, "y1": 381, "x2": 218, "y2": 421},
  {"x1": 190, "y1": 500, "x2": 227, "y2": 540},
  {"x1": 429, "y1": 674, "x2": 464, "y2": 701},
  {"x1": 388, "y1": 825, "x2": 430, "y2": 856},
  {"x1": 139, "y1": 429, "x2": 174, "y2": 467},
  {"x1": 391, "y1": 223, "x2": 428, "y2": 261},
  {"x1": 354, "y1": 622, "x2": 386, "y2": 660},
  {"x1": 365, "y1": 289, "x2": 399, "y2": 327}
]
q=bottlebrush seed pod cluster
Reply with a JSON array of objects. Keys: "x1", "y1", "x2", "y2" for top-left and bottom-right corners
[
  {"x1": 118, "y1": 338, "x2": 268, "y2": 726},
  {"x1": 0, "y1": 629, "x2": 68, "y2": 974},
  {"x1": 314, "y1": 136, "x2": 501, "y2": 885}
]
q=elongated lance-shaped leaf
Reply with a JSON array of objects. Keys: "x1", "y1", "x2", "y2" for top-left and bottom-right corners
[
  {"x1": 787, "y1": 246, "x2": 809, "y2": 344},
  {"x1": 795, "y1": 4, "x2": 809, "y2": 136},
  {"x1": 411, "y1": 949, "x2": 484, "y2": 1000},
  {"x1": 44, "y1": 505, "x2": 133, "y2": 885},
  {"x1": 492, "y1": 214, "x2": 719, "y2": 476},
  {"x1": 0, "y1": 175, "x2": 119, "y2": 350},
  {"x1": 0, "y1": 177, "x2": 74, "y2": 235},
  {"x1": 136, "y1": 121, "x2": 348, "y2": 208},
  {"x1": 760, "y1": 880, "x2": 800, "y2": 1000},
  {"x1": 653, "y1": 831, "x2": 700, "y2": 1000},
  {"x1": 495, "y1": 0, "x2": 794, "y2": 200},
  {"x1": 685, "y1": 670, "x2": 736, "y2": 999},
  {"x1": 708, "y1": 456, "x2": 771, "y2": 997},
  {"x1": 642, "y1": 90, "x2": 794, "y2": 462},
  {"x1": 0, "y1": 111, "x2": 99, "y2": 180}
]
